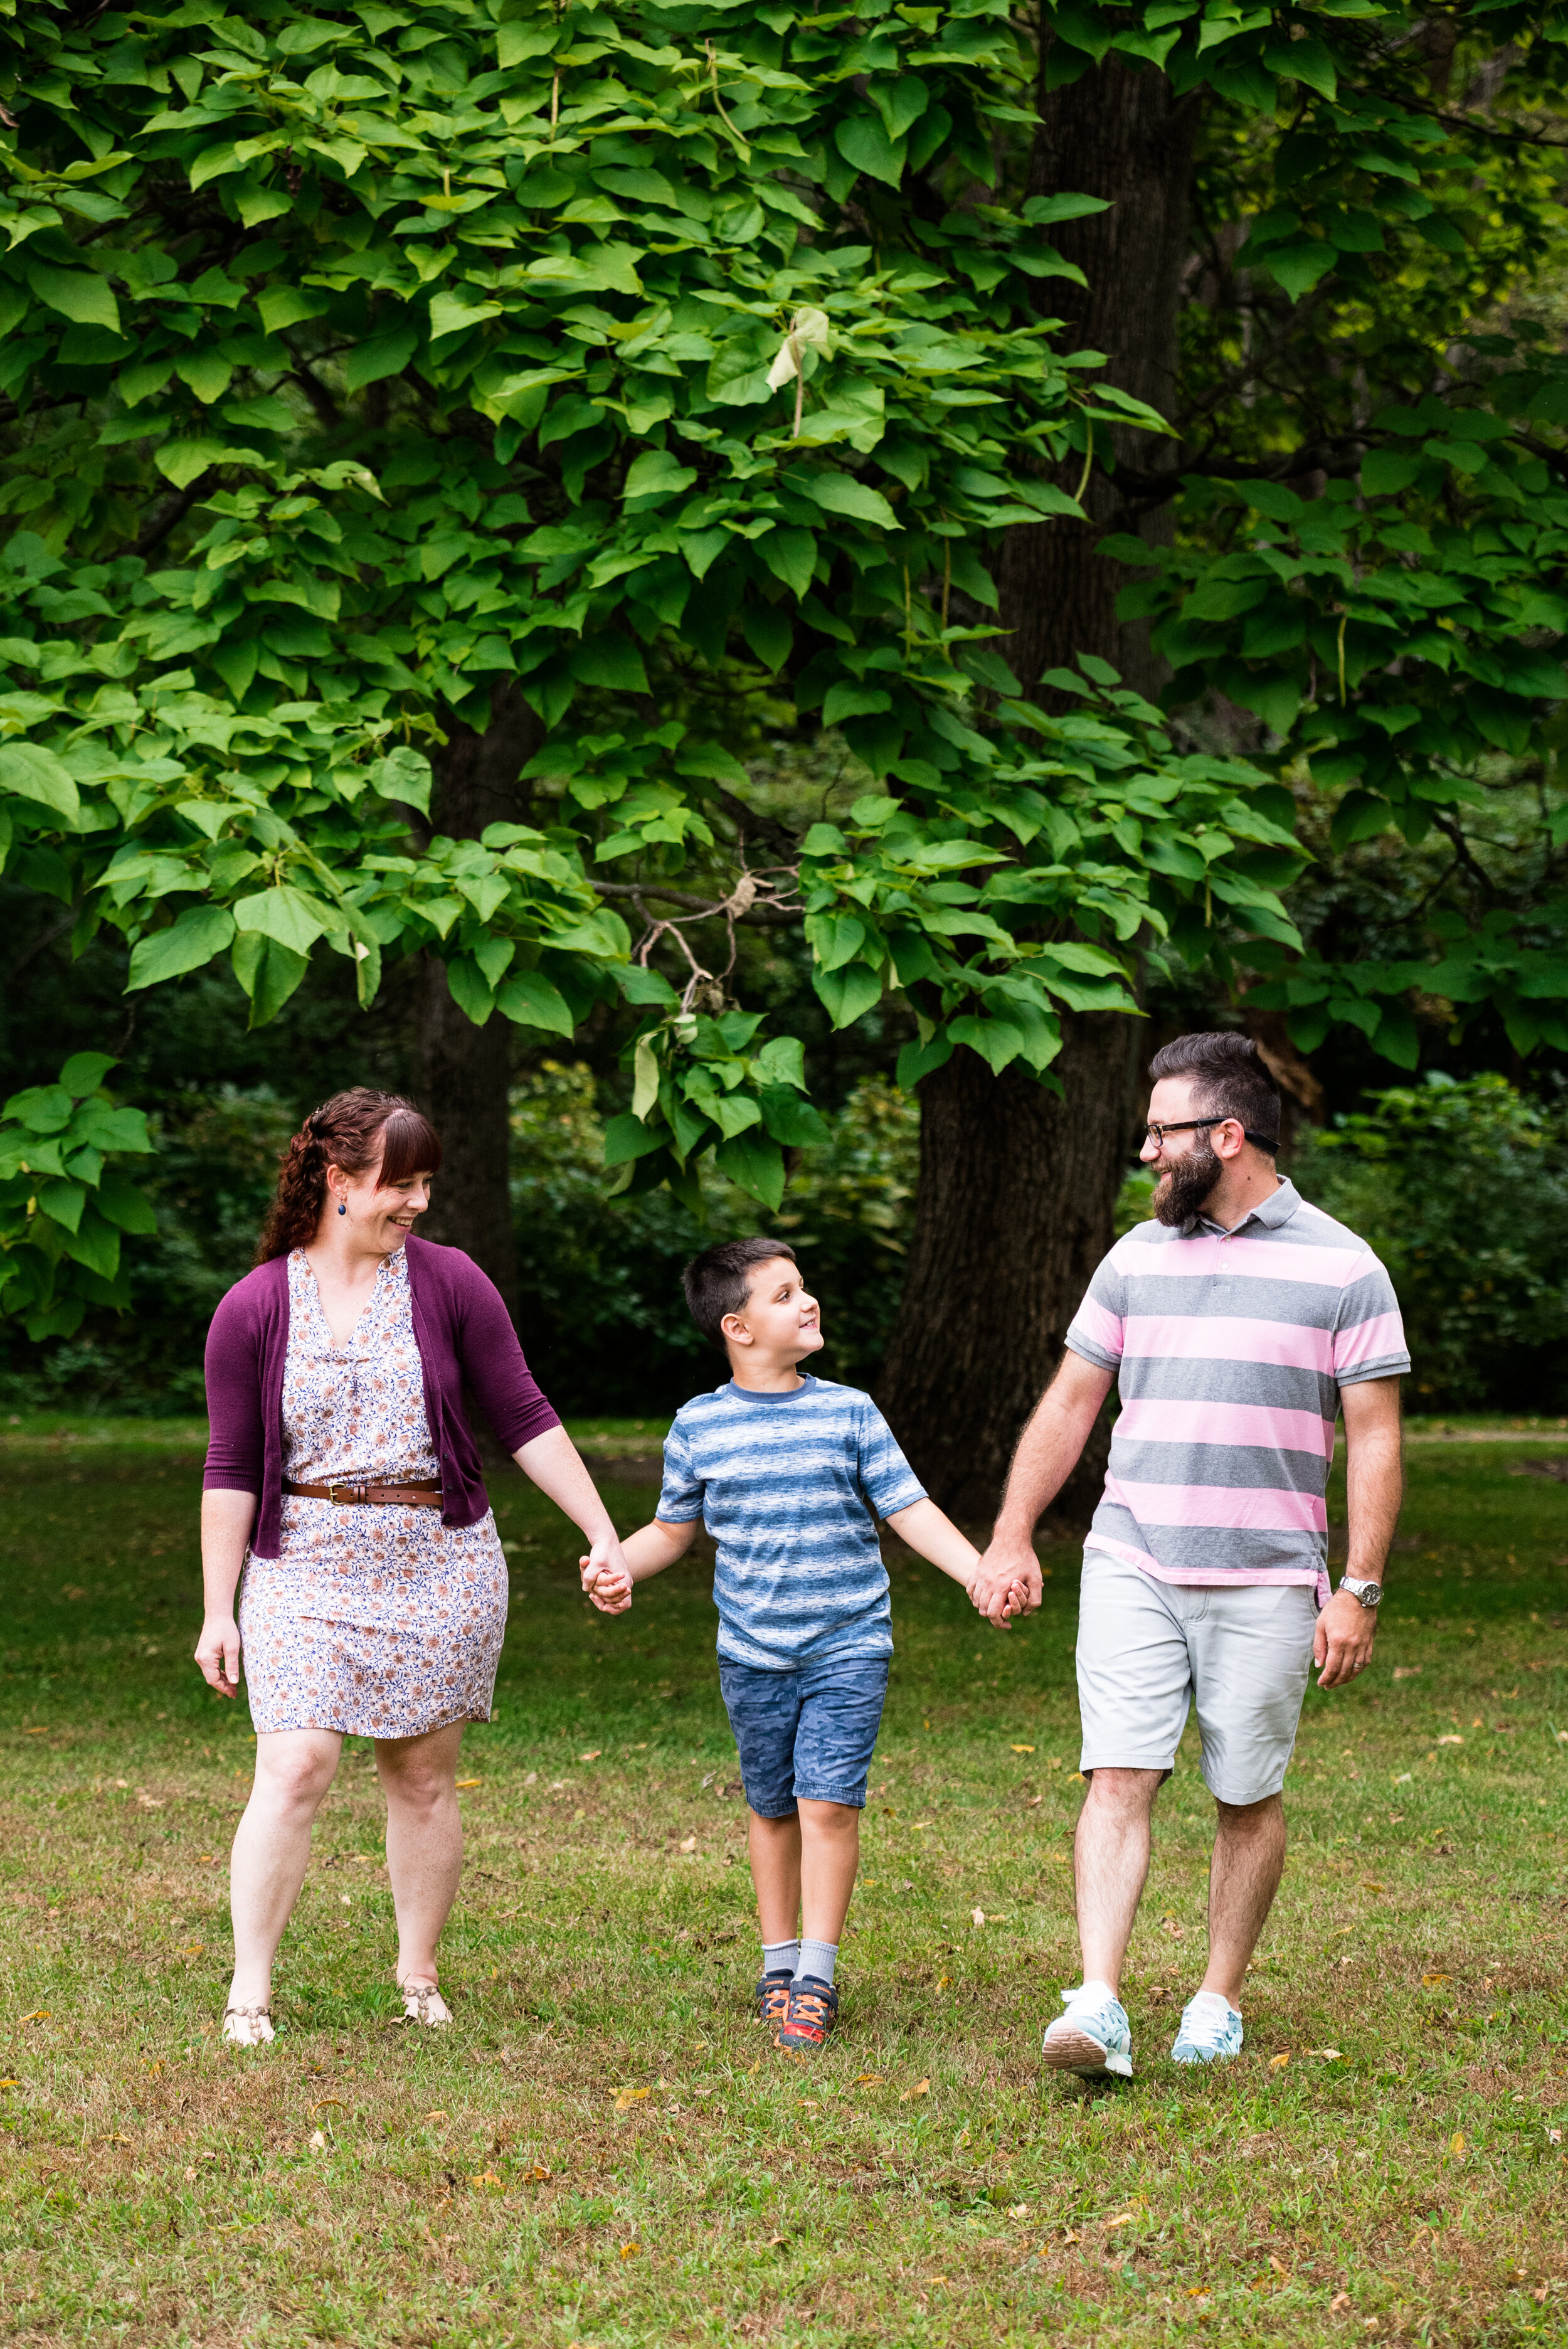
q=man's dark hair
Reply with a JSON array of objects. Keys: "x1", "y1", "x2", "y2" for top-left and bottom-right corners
[
  {"x1": 682, "y1": 1236, "x2": 799, "y2": 1347},
  {"x1": 1147, "y1": 1031, "x2": 1281, "y2": 1152}
]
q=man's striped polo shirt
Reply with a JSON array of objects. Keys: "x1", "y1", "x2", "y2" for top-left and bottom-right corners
[{"x1": 1064, "y1": 1177, "x2": 1409, "y2": 1596}]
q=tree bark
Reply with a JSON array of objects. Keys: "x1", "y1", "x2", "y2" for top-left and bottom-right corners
[
  {"x1": 880, "y1": 52, "x2": 1195, "y2": 1520},
  {"x1": 413, "y1": 684, "x2": 541, "y2": 1318},
  {"x1": 997, "y1": 50, "x2": 1198, "y2": 699},
  {"x1": 878, "y1": 1014, "x2": 1143, "y2": 1522}
]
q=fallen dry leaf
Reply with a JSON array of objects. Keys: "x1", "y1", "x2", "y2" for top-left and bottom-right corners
[
  {"x1": 18, "y1": 2012, "x2": 49, "y2": 2025},
  {"x1": 470, "y1": 2170, "x2": 502, "y2": 2188},
  {"x1": 455, "y1": 1778, "x2": 480, "y2": 1790},
  {"x1": 901, "y1": 2077, "x2": 931, "y2": 2101},
  {"x1": 1421, "y1": 1972, "x2": 1450, "y2": 1988},
  {"x1": 309, "y1": 2097, "x2": 346, "y2": 2114},
  {"x1": 614, "y1": 2086, "x2": 652, "y2": 2110},
  {"x1": 423, "y1": 2109, "x2": 448, "y2": 2122},
  {"x1": 308, "y1": 2129, "x2": 327, "y2": 2151},
  {"x1": 1269, "y1": 2052, "x2": 1290, "y2": 2069},
  {"x1": 1436, "y1": 1734, "x2": 1463, "y2": 1747},
  {"x1": 176, "y1": 1943, "x2": 204, "y2": 1958},
  {"x1": 679, "y1": 1833, "x2": 697, "y2": 1853},
  {"x1": 853, "y1": 2074, "x2": 885, "y2": 2087},
  {"x1": 1102, "y1": 2210, "x2": 1137, "y2": 2229},
  {"x1": 1308, "y1": 2048, "x2": 1343, "y2": 2061},
  {"x1": 524, "y1": 2163, "x2": 551, "y2": 2181},
  {"x1": 1451, "y1": 2131, "x2": 1466, "y2": 2155},
  {"x1": 1362, "y1": 1879, "x2": 1386, "y2": 1892},
  {"x1": 23, "y1": 1727, "x2": 46, "y2": 1736},
  {"x1": 619, "y1": 2240, "x2": 640, "y2": 2261},
  {"x1": 578, "y1": 1749, "x2": 601, "y2": 1762},
  {"x1": 1330, "y1": 2292, "x2": 1352, "y2": 2313},
  {"x1": 972, "y1": 1907, "x2": 986, "y2": 1926},
  {"x1": 184, "y1": 2165, "x2": 196, "y2": 2182},
  {"x1": 1392, "y1": 1665, "x2": 1421, "y2": 1680},
  {"x1": 1009, "y1": 1742, "x2": 1035, "y2": 1753}
]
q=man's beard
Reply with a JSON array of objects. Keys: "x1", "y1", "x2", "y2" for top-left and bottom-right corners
[{"x1": 1154, "y1": 1135, "x2": 1221, "y2": 1228}]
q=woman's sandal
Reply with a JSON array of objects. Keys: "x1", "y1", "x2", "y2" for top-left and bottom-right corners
[
  {"x1": 398, "y1": 1977, "x2": 452, "y2": 2028},
  {"x1": 222, "y1": 2003, "x2": 274, "y2": 2047}
]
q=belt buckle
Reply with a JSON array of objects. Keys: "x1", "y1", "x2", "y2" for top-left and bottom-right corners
[{"x1": 329, "y1": 1480, "x2": 365, "y2": 1507}]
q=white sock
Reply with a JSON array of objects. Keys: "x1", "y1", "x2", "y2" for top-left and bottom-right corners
[
  {"x1": 762, "y1": 1939, "x2": 800, "y2": 1977},
  {"x1": 1189, "y1": 1987, "x2": 1240, "y2": 2017},
  {"x1": 795, "y1": 1937, "x2": 838, "y2": 1987},
  {"x1": 1077, "y1": 1977, "x2": 1118, "y2": 2004}
]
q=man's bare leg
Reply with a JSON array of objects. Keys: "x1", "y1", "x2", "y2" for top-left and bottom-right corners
[
  {"x1": 1074, "y1": 1766, "x2": 1163, "y2": 1993},
  {"x1": 1197, "y1": 1792, "x2": 1286, "y2": 2008}
]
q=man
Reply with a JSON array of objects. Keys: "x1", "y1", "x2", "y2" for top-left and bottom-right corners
[{"x1": 973, "y1": 1031, "x2": 1407, "y2": 2075}]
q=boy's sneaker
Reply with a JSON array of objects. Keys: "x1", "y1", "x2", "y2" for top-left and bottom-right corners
[
  {"x1": 753, "y1": 1969, "x2": 794, "y2": 2028},
  {"x1": 1171, "y1": 1991, "x2": 1244, "y2": 2065},
  {"x1": 1041, "y1": 1982, "x2": 1133, "y2": 2079},
  {"x1": 775, "y1": 1975, "x2": 838, "y2": 2055}
]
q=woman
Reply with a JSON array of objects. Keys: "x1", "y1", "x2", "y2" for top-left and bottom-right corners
[{"x1": 195, "y1": 1087, "x2": 627, "y2": 2045}]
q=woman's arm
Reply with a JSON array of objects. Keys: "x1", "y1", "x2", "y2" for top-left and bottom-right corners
[
  {"x1": 514, "y1": 1424, "x2": 629, "y2": 1589},
  {"x1": 194, "y1": 1488, "x2": 256, "y2": 1697},
  {"x1": 580, "y1": 1517, "x2": 699, "y2": 1614}
]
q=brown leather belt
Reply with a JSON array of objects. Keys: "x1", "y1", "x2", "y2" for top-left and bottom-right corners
[{"x1": 283, "y1": 1477, "x2": 443, "y2": 1509}]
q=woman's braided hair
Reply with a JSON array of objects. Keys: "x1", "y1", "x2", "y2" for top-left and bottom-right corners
[{"x1": 255, "y1": 1088, "x2": 442, "y2": 1264}]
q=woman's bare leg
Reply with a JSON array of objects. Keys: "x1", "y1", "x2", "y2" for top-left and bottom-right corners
[
  {"x1": 228, "y1": 1728, "x2": 344, "y2": 2015},
  {"x1": 375, "y1": 1719, "x2": 467, "y2": 1991}
]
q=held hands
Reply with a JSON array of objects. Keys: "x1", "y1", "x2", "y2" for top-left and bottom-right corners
[
  {"x1": 1313, "y1": 1586, "x2": 1377, "y2": 1688},
  {"x1": 968, "y1": 1537, "x2": 1045, "y2": 1628},
  {"x1": 580, "y1": 1532, "x2": 633, "y2": 1615},
  {"x1": 194, "y1": 1613, "x2": 242, "y2": 1698}
]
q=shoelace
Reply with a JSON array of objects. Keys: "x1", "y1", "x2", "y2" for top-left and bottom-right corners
[{"x1": 788, "y1": 1991, "x2": 832, "y2": 2029}]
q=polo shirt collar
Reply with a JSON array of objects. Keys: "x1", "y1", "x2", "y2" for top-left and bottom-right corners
[{"x1": 1189, "y1": 1175, "x2": 1300, "y2": 1238}]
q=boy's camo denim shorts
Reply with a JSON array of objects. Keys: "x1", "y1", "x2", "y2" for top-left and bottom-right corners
[{"x1": 718, "y1": 1653, "x2": 890, "y2": 1815}]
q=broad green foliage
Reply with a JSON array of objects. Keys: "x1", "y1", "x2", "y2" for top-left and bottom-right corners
[
  {"x1": 0, "y1": 0, "x2": 1303, "y2": 1212},
  {"x1": 1294, "y1": 1073, "x2": 1568, "y2": 1408},
  {"x1": 0, "y1": 1053, "x2": 156, "y2": 1337},
  {"x1": 1047, "y1": 0, "x2": 1568, "y2": 1061}
]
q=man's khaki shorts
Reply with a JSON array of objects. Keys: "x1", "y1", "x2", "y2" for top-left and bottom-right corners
[{"x1": 1075, "y1": 1548, "x2": 1318, "y2": 1805}]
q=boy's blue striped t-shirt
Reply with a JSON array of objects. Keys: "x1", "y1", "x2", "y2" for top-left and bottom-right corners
[{"x1": 657, "y1": 1375, "x2": 927, "y2": 1670}]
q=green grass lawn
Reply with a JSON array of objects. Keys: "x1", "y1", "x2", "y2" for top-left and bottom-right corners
[{"x1": 1, "y1": 1420, "x2": 1565, "y2": 2347}]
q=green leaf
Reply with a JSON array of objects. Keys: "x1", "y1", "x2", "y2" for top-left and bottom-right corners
[
  {"x1": 793, "y1": 472, "x2": 900, "y2": 531},
  {"x1": 369, "y1": 746, "x2": 432, "y2": 817},
  {"x1": 258, "y1": 286, "x2": 331, "y2": 335},
  {"x1": 632, "y1": 1032, "x2": 661, "y2": 1120},
  {"x1": 233, "y1": 886, "x2": 332, "y2": 955},
  {"x1": 570, "y1": 634, "x2": 650, "y2": 695},
  {"x1": 948, "y1": 1014, "x2": 1025, "y2": 1074},
  {"x1": 715, "y1": 1129, "x2": 787, "y2": 1212},
  {"x1": 445, "y1": 956, "x2": 495, "y2": 1026},
  {"x1": 175, "y1": 350, "x2": 233, "y2": 405},
  {"x1": 26, "y1": 263, "x2": 120, "y2": 334},
  {"x1": 58, "y1": 1052, "x2": 116, "y2": 1099},
  {"x1": 495, "y1": 970, "x2": 575, "y2": 1037},
  {"x1": 834, "y1": 110, "x2": 907, "y2": 190},
  {"x1": 753, "y1": 1034, "x2": 807, "y2": 1090},
  {"x1": 758, "y1": 528, "x2": 818, "y2": 598},
  {"x1": 812, "y1": 960, "x2": 882, "y2": 1029},
  {"x1": 756, "y1": 1085, "x2": 831, "y2": 1147},
  {"x1": 896, "y1": 1031, "x2": 955, "y2": 1090},
  {"x1": 231, "y1": 932, "x2": 310, "y2": 1027},
  {"x1": 822, "y1": 682, "x2": 892, "y2": 729},
  {"x1": 0, "y1": 742, "x2": 80, "y2": 825},
  {"x1": 344, "y1": 326, "x2": 420, "y2": 392},
  {"x1": 603, "y1": 1111, "x2": 669, "y2": 1169},
  {"x1": 96, "y1": 1167, "x2": 157, "y2": 1234},
  {"x1": 126, "y1": 905, "x2": 238, "y2": 990},
  {"x1": 35, "y1": 1177, "x2": 87, "y2": 1234}
]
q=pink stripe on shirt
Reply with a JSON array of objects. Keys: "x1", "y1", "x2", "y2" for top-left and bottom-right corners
[
  {"x1": 1105, "y1": 1473, "x2": 1328, "y2": 1533},
  {"x1": 1084, "y1": 1532, "x2": 1330, "y2": 1606},
  {"x1": 1116, "y1": 1233, "x2": 1370, "y2": 1290},
  {"x1": 1071, "y1": 1294, "x2": 1125, "y2": 1357},
  {"x1": 1114, "y1": 1397, "x2": 1335, "y2": 1459},
  {"x1": 1334, "y1": 1310, "x2": 1406, "y2": 1371},
  {"x1": 1120, "y1": 1313, "x2": 1335, "y2": 1373}
]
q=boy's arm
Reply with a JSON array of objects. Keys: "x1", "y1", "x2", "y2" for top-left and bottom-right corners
[
  {"x1": 580, "y1": 1516, "x2": 699, "y2": 1613},
  {"x1": 884, "y1": 1498, "x2": 1029, "y2": 1625}
]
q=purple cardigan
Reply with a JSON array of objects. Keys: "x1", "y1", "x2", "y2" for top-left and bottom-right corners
[{"x1": 203, "y1": 1233, "x2": 561, "y2": 1558}]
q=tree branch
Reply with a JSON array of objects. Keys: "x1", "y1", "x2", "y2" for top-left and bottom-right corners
[
  {"x1": 591, "y1": 878, "x2": 799, "y2": 925},
  {"x1": 117, "y1": 472, "x2": 218, "y2": 560}
]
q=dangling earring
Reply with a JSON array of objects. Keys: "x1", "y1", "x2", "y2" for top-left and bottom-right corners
[{"x1": 337, "y1": 1202, "x2": 347, "y2": 1217}]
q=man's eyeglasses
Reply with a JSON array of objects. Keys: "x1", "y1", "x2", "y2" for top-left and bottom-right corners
[{"x1": 1142, "y1": 1117, "x2": 1279, "y2": 1153}]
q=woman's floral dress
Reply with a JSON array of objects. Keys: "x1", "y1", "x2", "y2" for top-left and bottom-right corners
[{"x1": 238, "y1": 1246, "x2": 507, "y2": 1737}]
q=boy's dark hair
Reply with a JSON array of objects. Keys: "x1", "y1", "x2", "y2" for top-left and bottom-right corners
[
  {"x1": 1147, "y1": 1031, "x2": 1281, "y2": 1152},
  {"x1": 682, "y1": 1236, "x2": 799, "y2": 1348}
]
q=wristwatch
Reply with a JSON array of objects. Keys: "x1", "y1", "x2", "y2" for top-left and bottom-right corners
[{"x1": 1338, "y1": 1574, "x2": 1384, "y2": 1609}]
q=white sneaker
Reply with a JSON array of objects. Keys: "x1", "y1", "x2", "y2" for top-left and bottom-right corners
[
  {"x1": 1041, "y1": 1981, "x2": 1133, "y2": 2079},
  {"x1": 1172, "y1": 1990, "x2": 1244, "y2": 2064}
]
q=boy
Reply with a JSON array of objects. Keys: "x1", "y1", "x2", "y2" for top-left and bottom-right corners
[{"x1": 582, "y1": 1236, "x2": 1023, "y2": 2055}]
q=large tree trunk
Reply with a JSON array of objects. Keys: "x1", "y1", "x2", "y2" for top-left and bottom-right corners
[
  {"x1": 999, "y1": 52, "x2": 1198, "y2": 698},
  {"x1": 413, "y1": 685, "x2": 541, "y2": 1319},
  {"x1": 879, "y1": 1014, "x2": 1143, "y2": 1523},
  {"x1": 880, "y1": 53, "x2": 1194, "y2": 1520}
]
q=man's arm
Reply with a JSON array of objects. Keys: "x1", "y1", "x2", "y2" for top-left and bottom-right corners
[
  {"x1": 1315, "y1": 1374, "x2": 1403, "y2": 1689},
  {"x1": 971, "y1": 1352, "x2": 1115, "y2": 1625}
]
